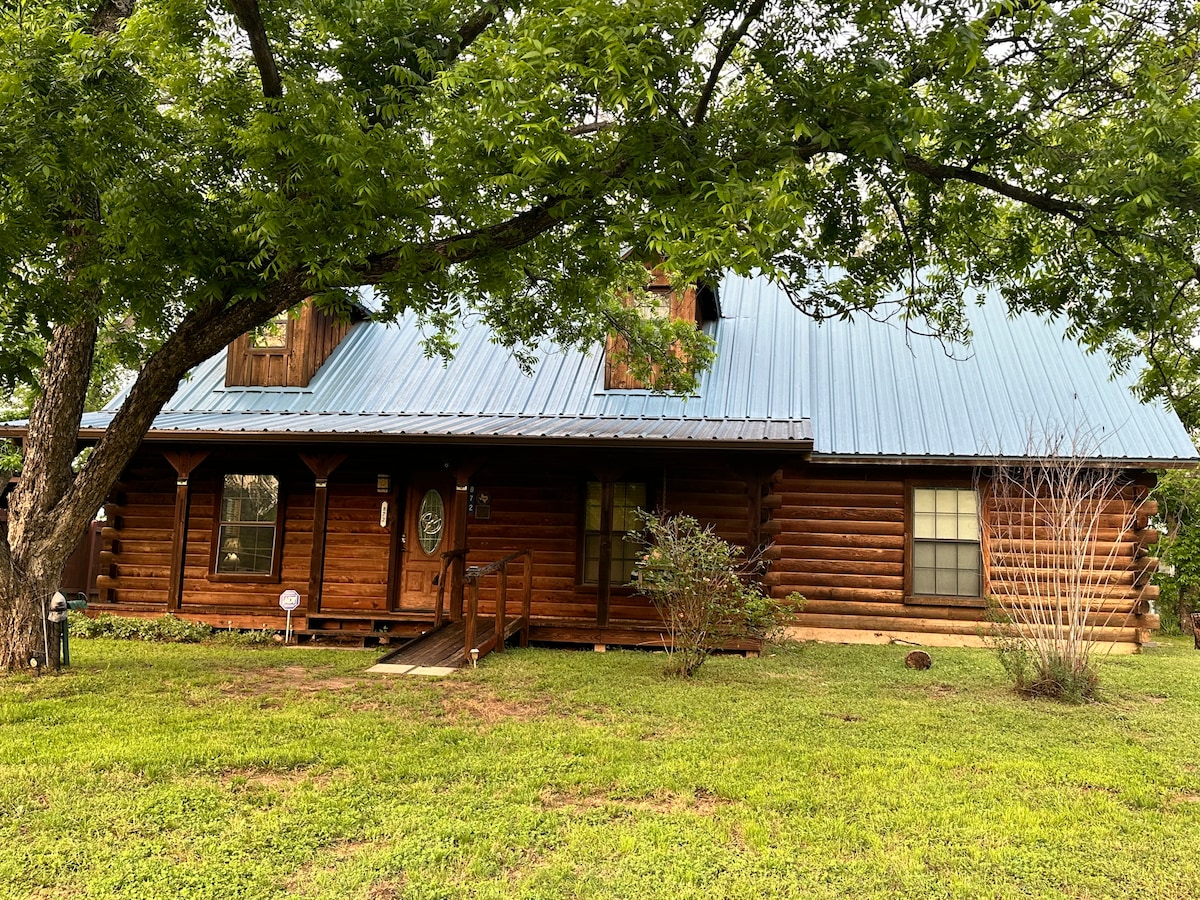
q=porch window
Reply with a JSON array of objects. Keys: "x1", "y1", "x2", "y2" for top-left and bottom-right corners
[
  {"x1": 583, "y1": 481, "x2": 647, "y2": 584},
  {"x1": 911, "y1": 487, "x2": 981, "y2": 597},
  {"x1": 215, "y1": 474, "x2": 280, "y2": 576}
]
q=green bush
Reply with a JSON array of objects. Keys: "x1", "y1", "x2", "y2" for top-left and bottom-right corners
[
  {"x1": 633, "y1": 512, "x2": 792, "y2": 677},
  {"x1": 210, "y1": 625, "x2": 276, "y2": 646},
  {"x1": 987, "y1": 609, "x2": 1099, "y2": 703}
]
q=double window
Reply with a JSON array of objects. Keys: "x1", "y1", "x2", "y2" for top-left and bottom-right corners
[
  {"x1": 911, "y1": 487, "x2": 981, "y2": 598},
  {"x1": 583, "y1": 481, "x2": 646, "y2": 585},
  {"x1": 215, "y1": 474, "x2": 281, "y2": 577}
]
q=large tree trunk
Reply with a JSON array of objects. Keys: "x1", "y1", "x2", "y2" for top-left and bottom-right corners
[
  {"x1": 0, "y1": 284, "x2": 306, "y2": 671},
  {"x1": 1, "y1": 317, "x2": 98, "y2": 671},
  {"x1": 0, "y1": 539, "x2": 64, "y2": 670}
]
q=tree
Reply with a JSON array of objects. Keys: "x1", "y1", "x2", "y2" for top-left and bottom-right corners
[
  {"x1": 1151, "y1": 463, "x2": 1200, "y2": 636},
  {"x1": 3, "y1": 0, "x2": 1200, "y2": 669}
]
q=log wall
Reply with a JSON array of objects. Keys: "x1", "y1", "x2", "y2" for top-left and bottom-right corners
[
  {"x1": 465, "y1": 469, "x2": 588, "y2": 621},
  {"x1": 763, "y1": 464, "x2": 1157, "y2": 648},
  {"x1": 94, "y1": 448, "x2": 1162, "y2": 649},
  {"x1": 463, "y1": 459, "x2": 751, "y2": 624},
  {"x1": 318, "y1": 480, "x2": 391, "y2": 613}
]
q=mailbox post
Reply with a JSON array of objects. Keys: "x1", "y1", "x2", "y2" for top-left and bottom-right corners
[{"x1": 48, "y1": 591, "x2": 89, "y2": 667}]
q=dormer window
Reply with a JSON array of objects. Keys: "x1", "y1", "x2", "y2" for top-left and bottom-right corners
[
  {"x1": 249, "y1": 314, "x2": 290, "y2": 349},
  {"x1": 225, "y1": 299, "x2": 360, "y2": 388},
  {"x1": 604, "y1": 269, "x2": 717, "y2": 390}
]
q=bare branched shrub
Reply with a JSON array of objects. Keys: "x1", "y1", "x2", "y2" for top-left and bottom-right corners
[
  {"x1": 982, "y1": 434, "x2": 1150, "y2": 702},
  {"x1": 634, "y1": 513, "x2": 791, "y2": 677}
]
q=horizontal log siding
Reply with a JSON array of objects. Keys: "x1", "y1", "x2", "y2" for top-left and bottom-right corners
[
  {"x1": 765, "y1": 467, "x2": 1154, "y2": 646},
  {"x1": 983, "y1": 483, "x2": 1157, "y2": 638},
  {"x1": 463, "y1": 462, "x2": 751, "y2": 626},
  {"x1": 99, "y1": 451, "x2": 312, "y2": 618},
  {"x1": 177, "y1": 481, "x2": 312, "y2": 611},
  {"x1": 465, "y1": 472, "x2": 587, "y2": 620},
  {"x1": 604, "y1": 463, "x2": 751, "y2": 623},
  {"x1": 765, "y1": 472, "x2": 905, "y2": 610},
  {"x1": 319, "y1": 482, "x2": 390, "y2": 611},
  {"x1": 100, "y1": 454, "x2": 175, "y2": 610}
]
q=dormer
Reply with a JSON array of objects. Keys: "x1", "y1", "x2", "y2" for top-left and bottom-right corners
[
  {"x1": 604, "y1": 268, "x2": 720, "y2": 390},
  {"x1": 225, "y1": 299, "x2": 361, "y2": 388}
]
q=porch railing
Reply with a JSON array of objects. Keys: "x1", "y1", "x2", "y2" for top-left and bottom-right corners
[
  {"x1": 433, "y1": 548, "x2": 468, "y2": 629},
  {"x1": 463, "y1": 549, "x2": 533, "y2": 663}
]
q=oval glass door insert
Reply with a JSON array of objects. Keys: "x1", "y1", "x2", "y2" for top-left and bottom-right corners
[{"x1": 417, "y1": 489, "x2": 445, "y2": 555}]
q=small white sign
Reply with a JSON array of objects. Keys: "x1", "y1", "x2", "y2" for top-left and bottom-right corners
[{"x1": 279, "y1": 589, "x2": 301, "y2": 611}]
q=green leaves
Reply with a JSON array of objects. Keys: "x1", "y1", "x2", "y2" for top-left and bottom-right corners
[{"x1": 3, "y1": 0, "x2": 1200, "y2": 410}]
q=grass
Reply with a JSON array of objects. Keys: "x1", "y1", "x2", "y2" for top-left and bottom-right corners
[{"x1": 2, "y1": 637, "x2": 1199, "y2": 899}]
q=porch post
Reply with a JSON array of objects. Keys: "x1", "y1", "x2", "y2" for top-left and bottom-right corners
[
  {"x1": 450, "y1": 475, "x2": 471, "y2": 621},
  {"x1": 300, "y1": 453, "x2": 347, "y2": 616},
  {"x1": 162, "y1": 450, "x2": 209, "y2": 612}
]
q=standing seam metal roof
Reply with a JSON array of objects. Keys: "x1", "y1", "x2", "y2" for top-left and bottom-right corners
[{"x1": 65, "y1": 273, "x2": 1196, "y2": 462}]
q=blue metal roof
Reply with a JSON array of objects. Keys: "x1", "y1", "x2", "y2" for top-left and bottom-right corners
[{"x1": 60, "y1": 273, "x2": 1196, "y2": 462}]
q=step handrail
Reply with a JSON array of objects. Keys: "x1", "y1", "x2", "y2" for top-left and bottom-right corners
[
  {"x1": 463, "y1": 549, "x2": 533, "y2": 663},
  {"x1": 434, "y1": 548, "x2": 468, "y2": 629}
]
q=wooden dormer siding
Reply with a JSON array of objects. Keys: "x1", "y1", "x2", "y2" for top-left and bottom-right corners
[
  {"x1": 225, "y1": 301, "x2": 354, "y2": 388},
  {"x1": 604, "y1": 270, "x2": 701, "y2": 391}
]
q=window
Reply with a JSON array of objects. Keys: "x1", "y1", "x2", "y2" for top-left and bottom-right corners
[
  {"x1": 416, "y1": 488, "x2": 446, "y2": 555},
  {"x1": 249, "y1": 314, "x2": 289, "y2": 349},
  {"x1": 583, "y1": 481, "x2": 646, "y2": 584},
  {"x1": 215, "y1": 474, "x2": 280, "y2": 576},
  {"x1": 912, "y1": 487, "x2": 981, "y2": 598}
]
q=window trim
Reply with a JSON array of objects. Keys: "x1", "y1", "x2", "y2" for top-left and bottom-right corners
[
  {"x1": 577, "y1": 478, "x2": 652, "y2": 591},
  {"x1": 208, "y1": 472, "x2": 286, "y2": 583},
  {"x1": 903, "y1": 479, "x2": 988, "y2": 608}
]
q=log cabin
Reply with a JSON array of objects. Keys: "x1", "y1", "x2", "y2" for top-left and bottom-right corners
[{"x1": 2, "y1": 273, "x2": 1195, "y2": 656}]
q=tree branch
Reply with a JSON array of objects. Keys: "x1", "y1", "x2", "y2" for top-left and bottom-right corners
[
  {"x1": 59, "y1": 281, "x2": 307, "y2": 550},
  {"x1": 451, "y1": 3, "x2": 503, "y2": 63},
  {"x1": 90, "y1": 0, "x2": 134, "y2": 34},
  {"x1": 361, "y1": 197, "x2": 570, "y2": 282},
  {"x1": 693, "y1": 0, "x2": 767, "y2": 125},
  {"x1": 567, "y1": 120, "x2": 616, "y2": 136},
  {"x1": 226, "y1": 0, "x2": 283, "y2": 99},
  {"x1": 900, "y1": 153, "x2": 1090, "y2": 221}
]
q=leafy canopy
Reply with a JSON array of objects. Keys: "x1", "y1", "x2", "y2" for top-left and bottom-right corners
[{"x1": 2, "y1": 0, "x2": 1200, "y2": 398}]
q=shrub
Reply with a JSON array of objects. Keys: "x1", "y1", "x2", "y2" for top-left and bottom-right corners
[
  {"x1": 66, "y1": 611, "x2": 216, "y2": 643},
  {"x1": 633, "y1": 512, "x2": 791, "y2": 677},
  {"x1": 982, "y1": 434, "x2": 1151, "y2": 703},
  {"x1": 210, "y1": 625, "x2": 276, "y2": 646},
  {"x1": 988, "y1": 608, "x2": 1100, "y2": 703}
]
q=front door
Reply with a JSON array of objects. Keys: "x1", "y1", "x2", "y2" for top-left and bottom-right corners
[{"x1": 398, "y1": 474, "x2": 456, "y2": 611}]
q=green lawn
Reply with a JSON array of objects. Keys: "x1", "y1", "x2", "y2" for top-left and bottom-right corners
[{"x1": 2, "y1": 637, "x2": 1199, "y2": 900}]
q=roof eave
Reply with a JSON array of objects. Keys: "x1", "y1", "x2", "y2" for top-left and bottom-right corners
[
  {"x1": 41, "y1": 425, "x2": 815, "y2": 454},
  {"x1": 810, "y1": 452, "x2": 1200, "y2": 469}
]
